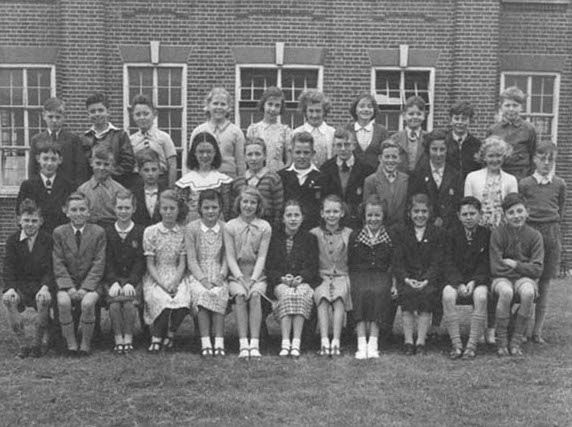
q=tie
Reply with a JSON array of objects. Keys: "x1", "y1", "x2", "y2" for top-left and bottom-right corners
[
  {"x1": 433, "y1": 170, "x2": 442, "y2": 188},
  {"x1": 387, "y1": 172, "x2": 396, "y2": 182},
  {"x1": 341, "y1": 161, "x2": 349, "y2": 173},
  {"x1": 51, "y1": 132, "x2": 57, "y2": 143},
  {"x1": 75, "y1": 230, "x2": 82, "y2": 250},
  {"x1": 27, "y1": 237, "x2": 34, "y2": 252},
  {"x1": 143, "y1": 132, "x2": 150, "y2": 148},
  {"x1": 45, "y1": 179, "x2": 52, "y2": 194}
]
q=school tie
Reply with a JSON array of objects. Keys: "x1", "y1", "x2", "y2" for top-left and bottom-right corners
[
  {"x1": 51, "y1": 132, "x2": 58, "y2": 143},
  {"x1": 432, "y1": 169, "x2": 443, "y2": 188},
  {"x1": 27, "y1": 237, "x2": 34, "y2": 252},
  {"x1": 45, "y1": 179, "x2": 52, "y2": 194},
  {"x1": 143, "y1": 131, "x2": 150, "y2": 148},
  {"x1": 75, "y1": 230, "x2": 82, "y2": 250},
  {"x1": 387, "y1": 172, "x2": 396, "y2": 183},
  {"x1": 341, "y1": 161, "x2": 350, "y2": 173}
]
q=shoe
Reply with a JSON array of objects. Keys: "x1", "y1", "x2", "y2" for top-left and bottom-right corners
[
  {"x1": 147, "y1": 342, "x2": 161, "y2": 354},
  {"x1": 162, "y1": 337, "x2": 174, "y2": 352},
  {"x1": 17, "y1": 346, "x2": 32, "y2": 359},
  {"x1": 279, "y1": 347, "x2": 290, "y2": 357},
  {"x1": 415, "y1": 345, "x2": 427, "y2": 356},
  {"x1": 368, "y1": 349, "x2": 380, "y2": 359},
  {"x1": 201, "y1": 347, "x2": 214, "y2": 358},
  {"x1": 249, "y1": 348, "x2": 261, "y2": 359},
  {"x1": 403, "y1": 343, "x2": 415, "y2": 356},
  {"x1": 355, "y1": 348, "x2": 368, "y2": 360},
  {"x1": 290, "y1": 348, "x2": 301, "y2": 359},
  {"x1": 238, "y1": 348, "x2": 250, "y2": 359},
  {"x1": 449, "y1": 347, "x2": 463, "y2": 360},
  {"x1": 509, "y1": 345, "x2": 523, "y2": 357},
  {"x1": 78, "y1": 350, "x2": 90, "y2": 357},
  {"x1": 485, "y1": 328, "x2": 496, "y2": 345},
  {"x1": 65, "y1": 348, "x2": 79, "y2": 358},
  {"x1": 30, "y1": 345, "x2": 43, "y2": 358},
  {"x1": 497, "y1": 347, "x2": 510, "y2": 357},
  {"x1": 462, "y1": 348, "x2": 476, "y2": 360},
  {"x1": 330, "y1": 346, "x2": 341, "y2": 357},
  {"x1": 531, "y1": 335, "x2": 546, "y2": 344},
  {"x1": 318, "y1": 346, "x2": 331, "y2": 357},
  {"x1": 123, "y1": 344, "x2": 133, "y2": 354},
  {"x1": 113, "y1": 344, "x2": 124, "y2": 355},
  {"x1": 214, "y1": 347, "x2": 225, "y2": 357}
]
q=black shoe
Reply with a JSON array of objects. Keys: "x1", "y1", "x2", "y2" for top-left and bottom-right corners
[
  {"x1": 415, "y1": 344, "x2": 427, "y2": 356},
  {"x1": 30, "y1": 345, "x2": 43, "y2": 358},
  {"x1": 65, "y1": 349, "x2": 79, "y2": 358},
  {"x1": 78, "y1": 350, "x2": 91, "y2": 357},
  {"x1": 403, "y1": 343, "x2": 415, "y2": 356},
  {"x1": 17, "y1": 346, "x2": 32, "y2": 359}
]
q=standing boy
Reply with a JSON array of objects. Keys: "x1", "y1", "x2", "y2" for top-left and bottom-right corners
[
  {"x1": 389, "y1": 96, "x2": 428, "y2": 173},
  {"x1": 132, "y1": 149, "x2": 167, "y2": 227},
  {"x1": 444, "y1": 101, "x2": 482, "y2": 180}
]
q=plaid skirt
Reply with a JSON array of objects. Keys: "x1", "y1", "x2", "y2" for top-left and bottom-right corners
[{"x1": 274, "y1": 283, "x2": 314, "y2": 319}]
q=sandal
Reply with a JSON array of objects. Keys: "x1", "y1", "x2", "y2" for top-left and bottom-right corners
[
  {"x1": 290, "y1": 348, "x2": 300, "y2": 359},
  {"x1": 249, "y1": 348, "x2": 262, "y2": 359},
  {"x1": 214, "y1": 348, "x2": 225, "y2": 357},
  {"x1": 162, "y1": 337, "x2": 174, "y2": 352},
  {"x1": 330, "y1": 346, "x2": 341, "y2": 357},
  {"x1": 448, "y1": 347, "x2": 463, "y2": 360},
  {"x1": 201, "y1": 347, "x2": 214, "y2": 358},
  {"x1": 497, "y1": 346, "x2": 510, "y2": 357},
  {"x1": 279, "y1": 347, "x2": 290, "y2": 357},
  {"x1": 147, "y1": 342, "x2": 161, "y2": 354},
  {"x1": 462, "y1": 348, "x2": 476, "y2": 360},
  {"x1": 238, "y1": 348, "x2": 250, "y2": 359},
  {"x1": 123, "y1": 344, "x2": 133, "y2": 354},
  {"x1": 318, "y1": 346, "x2": 330, "y2": 357},
  {"x1": 113, "y1": 344, "x2": 125, "y2": 355}
]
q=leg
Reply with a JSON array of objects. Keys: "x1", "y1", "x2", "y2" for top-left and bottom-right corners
[
  {"x1": 79, "y1": 291, "x2": 99, "y2": 353},
  {"x1": 493, "y1": 279, "x2": 514, "y2": 354},
  {"x1": 355, "y1": 321, "x2": 367, "y2": 359},
  {"x1": 280, "y1": 316, "x2": 293, "y2": 356},
  {"x1": 2, "y1": 290, "x2": 24, "y2": 337},
  {"x1": 331, "y1": 299, "x2": 345, "y2": 354},
  {"x1": 165, "y1": 308, "x2": 188, "y2": 348},
  {"x1": 465, "y1": 286, "x2": 488, "y2": 353},
  {"x1": 416, "y1": 312, "x2": 432, "y2": 347},
  {"x1": 108, "y1": 302, "x2": 124, "y2": 345},
  {"x1": 212, "y1": 312, "x2": 225, "y2": 352},
  {"x1": 57, "y1": 291, "x2": 78, "y2": 351},
  {"x1": 532, "y1": 277, "x2": 550, "y2": 342},
  {"x1": 290, "y1": 315, "x2": 304, "y2": 357},
  {"x1": 122, "y1": 301, "x2": 137, "y2": 345},
  {"x1": 317, "y1": 301, "x2": 331, "y2": 353},
  {"x1": 367, "y1": 322, "x2": 380, "y2": 358},
  {"x1": 197, "y1": 308, "x2": 213, "y2": 353},
  {"x1": 151, "y1": 310, "x2": 169, "y2": 340},
  {"x1": 234, "y1": 296, "x2": 249, "y2": 356},
  {"x1": 511, "y1": 280, "x2": 536, "y2": 353},
  {"x1": 248, "y1": 294, "x2": 262, "y2": 340},
  {"x1": 442, "y1": 285, "x2": 462, "y2": 354},
  {"x1": 35, "y1": 294, "x2": 52, "y2": 351},
  {"x1": 402, "y1": 310, "x2": 415, "y2": 355}
]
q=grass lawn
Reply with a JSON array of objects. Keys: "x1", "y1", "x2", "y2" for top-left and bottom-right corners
[{"x1": 0, "y1": 279, "x2": 571, "y2": 426}]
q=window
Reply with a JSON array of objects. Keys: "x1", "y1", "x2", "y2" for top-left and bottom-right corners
[
  {"x1": 501, "y1": 72, "x2": 560, "y2": 144},
  {"x1": 123, "y1": 64, "x2": 187, "y2": 174},
  {"x1": 0, "y1": 66, "x2": 55, "y2": 193},
  {"x1": 236, "y1": 67, "x2": 321, "y2": 132},
  {"x1": 372, "y1": 68, "x2": 434, "y2": 133}
]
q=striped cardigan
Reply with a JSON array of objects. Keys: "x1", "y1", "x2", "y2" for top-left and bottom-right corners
[{"x1": 232, "y1": 171, "x2": 284, "y2": 228}]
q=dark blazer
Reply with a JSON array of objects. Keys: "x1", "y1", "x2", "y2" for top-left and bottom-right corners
[
  {"x1": 3, "y1": 230, "x2": 54, "y2": 302},
  {"x1": 16, "y1": 174, "x2": 74, "y2": 234},
  {"x1": 278, "y1": 168, "x2": 322, "y2": 231},
  {"x1": 319, "y1": 156, "x2": 375, "y2": 230},
  {"x1": 444, "y1": 131, "x2": 482, "y2": 180},
  {"x1": 28, "y1": 129, "x2": 90, "y2": 189},
  {"x1": 363, "y1": 169, "x2": 409, "y2": 228},
  {"x1": 103, "y1": 224, "x2": 145, "y2": 287},
  {"x1": 345, "y1": 122, "x2": 389, "y2": 171},
  {"x1": 52, "y1": 223, "x2": 106, "y2": 292},
  {"x1": 443, "y1": 224, "x2": 490, "y2": 289},
  {"x1": 408, "y1": 160, "x2": 463, "y2": 230},
  {"x1": 265, "y1": 228, "x2": 320, "y2": 298},
  {"x1": 131, "y1": 179, "x2": 167, "y2": 228}
]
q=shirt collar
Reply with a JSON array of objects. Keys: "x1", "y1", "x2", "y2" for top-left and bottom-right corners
[
  {"x1": 71, "y1": 224, "x2": 86, "y2": 234},
  {"x1": 452, "y1": 132, "x2": 467, "y2": 143},
  {"x1": 245, "y1": 167, "x2": 269, "y2": 180},
  {"x1": 286, "y1": 163, "x2": 319, "y2": 174},
  {"x1": 145, "y1": 185, "x2": 159, "y2": 196},
  {"x1": 303, "y1": 121, "x2": 328, "y2": 135},
  {"x1": 533, "y1": 171, "x2": 553, "y2": 184},
  {"x1": 20, "y1": 230, "x2": 38, "y2": 242},
  {"x1": 200, "y1": 221, "x2": 221, "y2": 233},
  {"x1": 336, "y1": 155, "x2": 355, "y2": 168},
  {"x1": 354, "y1": 121, "x2": 373, "y2": 132},
  {"x1": 47, "y1": 129, "x2": 61, "y2": 137},
  {"x1": 89, "y1": 176, "x2": 111, "y2": 189},
  {"x1": 406, "y1": 127, "x2": 420, "y2": 139},
  {"x1": 208, "y1": 120, "x2": 230, "y2": 134},
  {"x1": 321, "y1": 225, "x2": 344, "y2": 235},
  {"x1": 115, "y1": 221, "x2": 134, "y2": 234},
  {"x1": 40, "y1": 173, "x2": 56, "y2": 185},
  {"x1": 158, "y1": 222, "x2": 180, "y2": 234},
  {"x1": 430, "y1": 163, "x2": 444, "y2": 175},
  {"x1": 85, "y1": 122, "x2": 119, "y2": 138},
  {"x1": 501, "y1": 116, "x2": 523, "y2": 128}
]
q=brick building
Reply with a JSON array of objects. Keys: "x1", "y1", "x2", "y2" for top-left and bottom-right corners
[{"x1": 1, "y1": 0, "x2": 571, "y2": 268}]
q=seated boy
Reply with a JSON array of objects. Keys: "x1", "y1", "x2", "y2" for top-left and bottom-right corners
[
  {"x1": 77, "y1": 146, "x2": 127, "y2": 228},
  {"x1": 132, "y1": 149, "x2": 167, "y2": 227},
  {"x1": 17, "y1": 141, "x2": 74, "y2": 235},
  {"x1": 278, "y1": 131, "x2": 322, "y2": 230},
  {"x1": 53, "y1": 192, "x2": 107, "y2": 356},
  {"x1": 2, "y1": 200, "x2": 54, "y2": 358},
  {"x1": 82, "y1": 92, "x2": 135, "y2": 188},
  {"x1": 319, "y1": 127, "x2": 375, "y2": 230},
  {"x1": 442, "y1": 197, "x2": 490, "y2": 359},
  {"x1": 519, "y1": 142, "x2": 567, "y2": 343},
  {"x1": 490, "y1": 193, "x2": 544, "y2": 357},
  {"x1": 28, "y1": 97, "x2": 89, "y2": 189}
]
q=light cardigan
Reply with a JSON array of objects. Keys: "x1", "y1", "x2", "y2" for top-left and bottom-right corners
[{"x1": 464, "y1": 168, "x2": 518, "y2": 201}]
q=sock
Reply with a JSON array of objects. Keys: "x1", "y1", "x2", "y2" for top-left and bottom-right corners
[
  {"x1": 282, "y1": 339, "x2": 291, "y2": 349},
  {"x1": 511, "y1": 314, "x2": 529, "y2": 347},
  {"x1": 214, "y1": 337, "x2": 224, "y2": 349},
  {"x1": 496, "y1": 316, "x2": 510, "y2": 348},
  {"x1": 367, "y1": 336, "x2": 378, "y2": 350},
  {"x1": 466, "y1": 312, "x2": 486, "y2": 350},
  {"x1": 291, "y1": 338, "x2": 301, "y2": 350},
  {"x1": 250, "y1": 338, "x2": 259, "y2": 349},
  {"x1": 201, "y1": 336, "x2": 212, "y2": 349},
  {"x1": 357, "y1": 336, "x2": 367, "y2": 351},
  {"x1": 321, "y1": 337, "x2": 330, "y2": 348},
  {"x1": 331, "y1": 338, "x2": 340, "y2": 349},
  {"x1": 239, "y1": 338, "x2": 249, "y2": 350},
  {"x1": 445, "y1": 312, "x2": 462, "y2": 349}
]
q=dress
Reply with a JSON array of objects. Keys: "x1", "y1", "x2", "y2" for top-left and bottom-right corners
[
  {"x1": 481, "y1": 173, "x2": 504, "y2": 228},
  {"x1": 348, "y1": 227, "x2": 393, "y2": 325},
  {"x1": 310, "y1": 226, "x2": 353, "y2": 310},
  {"x1": 142, "y1": 223, "x2": 191, "y2": 324},
  {"x1": 186, "y1": 220, "x2": 229, "y2": 314},
  {"x1": 246, "y1": 121, "x2": 292, "y2": 172}
]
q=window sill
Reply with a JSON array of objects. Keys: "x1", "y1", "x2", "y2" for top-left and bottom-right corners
[
  {"x1": 0, "y1": 188, "x2": 19, "y2": 198},
  {"x1": 502, "y1": 0, "x2": 569, "y2": 4}
]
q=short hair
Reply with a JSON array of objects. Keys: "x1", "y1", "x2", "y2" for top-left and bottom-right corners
[
  {"x1": 35, "y1": 140, "x2": 62, "y2": 156},
  {"x1": 333, "y1": 126, "x2": 352, "y2": 142},
  {"x1": 298, "y1": 89, "x2": 331, "y2": 118},
  {"x1": 425, "y1": 130, "x2": 448, "y2": 153},
  {"x1": 234, "y1": 186, "x2": 266, "y2": 218},
  {"x1": 500, "y1": 86, "x2": 526, "y2": 105},
  {"x1": 91, "y1": 145, "x2": 114, "y2": 162},
  {"x1": 283, "y1": 199, "x2": 305, "y2": 218},
  {"x1": 65, "y1": 192, "x2": 90, "y2": 209},
  {"x1": 187, "y1": 131, "x2": 222, "y2": 170},
  {"x1": 244, "y1": 137, "x2": 267, "y2": 155},
  {"x1": 476, "y1": 135, "x2": 513, "y2": 164},
  {"x1": 257, "y1": 86, "x2": 285, "y2": 114},
  {"x1": 359, "y1": 194, "x2": 388, "y2": 223},
  {"x1": 458, "y1": 196, "x2": 482, "y2": 213},
  {"x1": 292, "y1": 131, "x2": 314, "y2": 151},
  {"x1": 158, "y1": 189, "x2": 188, "y2": 223},
  {"x1": 198, "y1": 189, "x2": 223, "y2": 218},
  {"x1": 535, "y1": 141, "x2": 557, "y2": 156},
  {"x1": 501, "y1": 192, "x2": 526, "y2": 212},
  {"x1": 349, "y1": 93, "x2": 379, "y2": 121},
  {"x1": 131, "y1": 94, "x2": 155, "y2": 112},
  {"x1": 43, "y1": 97, "x2": 65, "y2": 113},
  {"x1": 85, "y1": 92, "x2": 109, "y2": 109},
  {"x1": 136, "y1": 148, "x2": 161, "y2": 169},
  {"x1": 320, "y1": 194, "x2": 347, "y2": 214},
  {"x1": 18, "y1": 198, "x2": 42, "y2": 217},
  {"x1": 407, "y1": 193, "x2": 432, "y2": 218},
  {"x1": 403, "y1": 96, "x2": 426, "y2": 113},
  {"x1": 449, "y1": 101, "x2": 475, "y2": 119},
  {"x1": 203, "y1": 87, "x2": 232, "y2": 117},
  {"x1": 379, "y1": 140, "x2": 401, "y2": 156},
  {"x1": 114, "y1": 189, "x2": 136, "y2": 208}
]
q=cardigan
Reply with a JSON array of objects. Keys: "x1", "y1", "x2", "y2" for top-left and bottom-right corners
[
  {"x1": 103, "y1": 223, "x2": 145, "y2": 287},
  {"x1": 389, "y1": 128, "x2": 429, "y2": 173},
  {"x1": 345, "y1": 121, "x2": 389, "y2": 171},
  {"x1": 464, "y1": 168, "x2": 518, "y2": 202}
]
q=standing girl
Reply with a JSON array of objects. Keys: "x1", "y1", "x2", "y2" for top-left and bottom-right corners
[
  {"x1": 186, "y1": 190, "x2": 229, "y2": 357},
  {"x1": 266, "y1": 200, "x2": 320, "y2": 358},
  {"x1": 189, "y1": 87, "x2": 246, "y2": 179},
  {"x1": 311, "y1": 195, "x2": 353, "y2": 356},
  {"x1": 224, "y1": 186, "x2": 272, "y2": 358},
  {"x1": 349, "y1": 195, "x2": 393, "y2": 359},
  {"x1": 246, "y1": 86, "x2": 292, "y2": 171},
  {"x1": 143, "y1": 190, "x2": 191, "y2": 353},
  {"x1": 176, "y1": 132, "x2": 233, "y2": 222},
  {"x1": 392, "y1": 193, "x2": 444, "y2": 356}
]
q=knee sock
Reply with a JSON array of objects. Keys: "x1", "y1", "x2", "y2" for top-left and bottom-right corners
[
  {"x1": 249, "y1": 338, "x2": 259, "y2": 350},
  {"x1": 80, "y1": 320, "x2": 95, "y2": 352},
  {"x1": 239, "y1": 338, "x2": 249, "y2": 350},
  {"x1": 466, "y1": 312, "x2": 486, "y2": 350},
  {"x1": 201, "y1": 336, "x2": 212, "y2": 349},
  {"x1": 291, "y1": 338, "x2": 301, "y2": 350},
  {"x1": 214, "y1": 337, "x2": 224, "y2": 349},
  {"x1": 60, "y1": 321, "x2": 78, "y2": 350},
  {"x1": 445, "y1": 312, "x2": 462, "y2": 349},
  {"x1": 357, "y1": 336, "x2": 367, "y2": 351},
  {"x1": 281, "y1": 339, "x2": 291, "y2": 349},
  {"x1": 496, "y1": 316, "x2": 510, "y2": 348},
  {"x1": 511, "y1": 314, "x2": 529, "y2": 347},
  {"x1": 367, "y1": 336, "x2": 378, "y2": 351},
  {"x1": 533, "y1": 278, "x2": 550, "y2": 337}
]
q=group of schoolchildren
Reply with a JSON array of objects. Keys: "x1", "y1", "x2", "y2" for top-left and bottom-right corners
[{"x1": 2, "y1": 84, "x2": 565, "y2": 363}]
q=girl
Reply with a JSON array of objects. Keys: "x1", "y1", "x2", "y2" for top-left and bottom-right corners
[
  {"x1": 349, "y1": 195, "x2": 393, "y2": 359},
  {"x1": 130, "y1": 94, "x2": 178, "y2": 188},
  {"x1": 392, "y1": 194, "x2": 444, "y2": 356},
  {"x1": 104, "y1": 190, "x2": 145, "y2": 355},
  {"x1": 246, "y1": 86, "x2": 292, "y2": 171},
  {"x1": 232, "y1": 138, "x2": 284, "y2": 228},
  {"x1": 186, "y1": 190, "x2": 229, "y2": 357},
  {"x1": 293, "y1": 89, "x2": 335, "y2": 168},
  {"x1": 266, "y1": 200, "x2": 320, "y2": 358},
  {"x1": 224, "y1": 186, "x2": 272, "y2": 358},
  {"x1": 143, "y1": 190, "x2": 191, "y2": 353},
  {"x1": 176, "y1": 131, "x2": 233, "y2": 222},
  {"x1": 189, "y1": 87, "x2": 246, "y2": 179},
  {"x1": 311, "y1": 195, "x2": 353, "y2": 357},
  {"x1": 346, "y1": 93, "x2": 389, "y2": 171}
]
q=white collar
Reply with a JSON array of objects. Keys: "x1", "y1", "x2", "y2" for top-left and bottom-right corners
[
  {"x1": 406, "y1": 127, "x2": 421, "y2": 139},
  {"x1": 200, "y1": 221, "x2": 221, "y2": 233},
  {"x1": 286, "y1": 163, "x2": 320, "y2": 174},
  {"x1": 20, "y1": 230, "x2": 38, "y2": 242},
  {"x1": 47, "y1": 129, "x2": 61, "y2": 137},
  {"x1": 86, "y1": 122, "x2": 119, "y2": 138},
  {"x1": 453, "y1": 132, "x2": 467, "y2": 143},
  {"x1": 354, "y1": 121, "x2": 373, "y2": 132},
  {"x1": 71, "y1": 224, "x2": 86, "y2": 234},
  {"x1": 303, "y1": 121, "x2": 329, "y2": 135},
  {"x1": 40, "y1": 173, "x2": 56, "y2": 185},
  {"x1": 430, "y1": 163, "x2": 444, "y2": 174},
  {"x1": 158, "y1": 222, "x2": 179, "y2": 234},
  {"x1": 336, "y1": 156, "x2": 355, "y2": 168},
  {"x1": 245, "y1": 167, "x2": 269, "y2": 180},
  {"x1": 115, "y1": 221, "x2": 134, "y2": 234},
  {"x1": 144, "y1": 185, "x2": 159, "y2": 195},
  {"x1": 533, "y1": 171, "x2": 553, "y2": 184},
  {"x1": 176, "y1": 170, "x2": 232, "y2": 190}
]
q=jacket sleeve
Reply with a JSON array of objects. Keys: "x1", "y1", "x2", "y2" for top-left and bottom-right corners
[
  {"x1": 115, "y1": 131, "x2": 135, "y2": 176},
  {"x1": 390, "y1": 227, "x2": 407, "y2": 284},
  {"x1": 470, "y1": 230, "x2": 490, "y2": 287},
  {"x1": 104, "y1": 232, "x2": 119, "y2": 285},
  {"x1": 125, "y1": 230, "x2": 145, "y2": 286},
  {"x1": 422, "y1": 228, "x2": 444, "y2": 285},
  {"x1": 265, "y1": 236, "x2": 283, "y2": 289},
  {"x1": 2, "y1": 235, "x2": 18, "y2": 292},
  {"x1": 443, "y1": 231, "x2": 463, "y2": 288},
  {"x1": 513, "y1": 230, "x2": 544, "y2": 279},
  {"x1": 80, "y1": 229, "x2": 107, "y2": 291},
  {"x1": 299, "y1": 233, "x2": 320, "y2": 288},
  {"x1": 53, "y1": 230, "x2": 75, "y2": 290},
  {"x1": 363, "y1": 176, "x2": 376, "y2": 202},
  {"x1": 489, "y1": 228, "x2": 512, "y2": 277}
]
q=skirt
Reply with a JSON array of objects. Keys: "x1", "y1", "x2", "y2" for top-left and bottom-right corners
[
  {"x1": 397, "y1": 281, "x2": 441, "y2": 313},
  {"x1": 189, "y1": 278, "x2": 229, "y2": 314},
  {"x1": 313, "y1": 274, "x2": 352, "y2": 311},
  {"x1": 274, "y1": 283, "x2": 314, "y2": 319},
  {"x1": 350, "y1": 270, "x2": 392, "y2": 324},
  {"x1": 143, "y1": 275, "x2": 192, "y2": 324},
  {"x1": 228, "y1": 277, "x2": 267, "y2": 300}
]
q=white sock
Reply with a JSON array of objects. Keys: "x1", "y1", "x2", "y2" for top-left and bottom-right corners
[
  {"x1": 250, "y1": 338, "x2": 259, "y2": 349},
  {"x1": 281, "y1": 339, "x2": 291, "y2": 349},
  {"x1": 321, "y1": 337, "x2": 330, "y2": 348},
  {"x1": 331, "y1": 338, "x2": 340, "y2": 349},
  {"x1": 368, "y1": 336, "x2": 378, "y2": 349},
  {"x1": 214, "y1": 337, "x2": 224, "y2": 349},
  {"x1": 291, "y1": 338, "x2": 301, "y2": 350},
  {"x1": 357, "y1": 336, "x2": 367, "y2": 350},
  {"x1": 201, "y1": 337, "x2": 212, "y2": 349},
  {"x1": 239, "y1": 338, "x2": 249, "y2": 350}
]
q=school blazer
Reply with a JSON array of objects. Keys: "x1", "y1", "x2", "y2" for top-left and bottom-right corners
[
  {"x1": 363, "y1": 169, "x2": 409, "y2": 228},
  {"x1": 408, "y1": 161, "x2": 462, "y2": 230},
  {"x1": 464, "y1": 168, "x2": 518, "y2": 201},
  {"x1": 16, "y1": 174, "x2": 74, "y2": 234},
  {"x1": 319, "y1": 157, "x2": 375, "y2": 229},
  {"x1": 52, "y1": 223, "x2": 106, "y2": 292},
  {"x1": 103, "y1": 224, "x2": 145, "y2": 287},
  {"x1": 82, "y1": 128, "x2": 135, "y2": 181},
  {"x1": 444, "y1": 131, "x2": 482, "y2": 180},
  {"x1": 345, "y1": 122, "x2": 389, "y2": 171},
  {"x1": 278, "y1": 168, "x2": 322, "y2": 230},
  {"x1": 28, "y1": 129, "x2": 90, "y2": 189},
  {"x1": 389, "y1": 129, "x2": 429, "y2": 173},
  {"x1": 131, "y1": 179, "x2": 167, "y2": 228}
]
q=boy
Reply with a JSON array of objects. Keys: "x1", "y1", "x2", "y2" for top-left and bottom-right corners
[
  {"x1": 3, "y1": 200, "x2": 54, "y2": 358},
  {"x1": 319, "y1": 127, "x2": 374, "y2": 230},
  {"x1": 53, "y1": 192, "x2": 106, "y2": 356},
  {"x1": 518, "y1": 142, "x2": 566, "y2": 343},
  {"x1": 77, "y1": 146, "x2": 127, "y2": 228},
  {"x1": 444, "y1": 101, "x2": 482, "y2": 180},
  {"x1": 82, "y1": 92, "x2": 135, "y2": 188},
  {"x1": 278, "y1": 131, "x2": 322, "y2": 230},
  {"x1": 28, "y1": 97, "x2": 89, "y2": 189},
  {"x1": 487, "y1": 86, "x2": 537, "y2": 180},
  {"x1": 442, "y1": 197, "x2": 490, "y2": 359},
  {"x1": 389, "y1": 96, "x2": 428, "y2": 173},
  {"x1": 490, "y1": 193, "x2": 544, "y2": 356},
  {"x1": 132, "y1": 149, "x2": 167, "y2": 227},
  {"x1": 17, "y1": 141, "x2": 74, "y2": 235}
]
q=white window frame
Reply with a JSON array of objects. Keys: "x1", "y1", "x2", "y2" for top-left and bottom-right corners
[
  {"x1": 0, "y1": 64, "x2": 56, "y2": 196},
  {"x1": 371, "y1": 66, "x2": 435, "y2": 132},
  {"x1": 500, "y1": 71, "x2": 560, "y2": 144}
]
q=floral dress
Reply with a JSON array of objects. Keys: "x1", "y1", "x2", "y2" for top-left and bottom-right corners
[{"x1": 481, "y1": 172, "x2": 504, "y2": 228}]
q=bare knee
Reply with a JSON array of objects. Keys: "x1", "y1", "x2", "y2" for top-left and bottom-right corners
[
  {"x1": 473, "y1": 286, "x2": 488, "y2": 306},
  {"x1": 442, "y1": 286, "x2": 458, "y2": 308}
]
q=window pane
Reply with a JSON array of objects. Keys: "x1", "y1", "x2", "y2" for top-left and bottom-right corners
[
  {"x1": 27, "y1": 68, "x2": 51, "y2": 106},
  {"x1": 128, "y1": 68, "x2": 154, "y2": 99},
  {"x1": 239, "y1": 108, "x2": 263, "y2": 132},
  {"x1": 240, "y1": 69, "x2": 277, "y2": 102},
  {"x1": 28, "y1": 109, "x2": 44, "y2": 137},
  {"x1": 0, "y1": 109, "x2": 24, "y2": 146},
  {"x1": 281, "y1": 69, "x2": 319, "y2": 102},
  {"x1": 1, "y1": 147, "x2": 27, "y2": 186},
  {"x1": 404, "y1": 71, "x2": 430, "y2": 104},
  {"x1": 375, "y1": 71, "x2": 401, "y2": 104},
  {"x1": 504, "y1": 75, "x2": 527, "y2": 92},
  {"x1": 531, "y1": 116, "x2": 552, "y2": 143},
  {"x1": 378, "y1": 111, "x2": 401, "y2": 134}
]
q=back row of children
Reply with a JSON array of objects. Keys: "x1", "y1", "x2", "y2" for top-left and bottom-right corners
[{"x1": 4, "y1": 84, "x2": 565, "y2": 360}]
